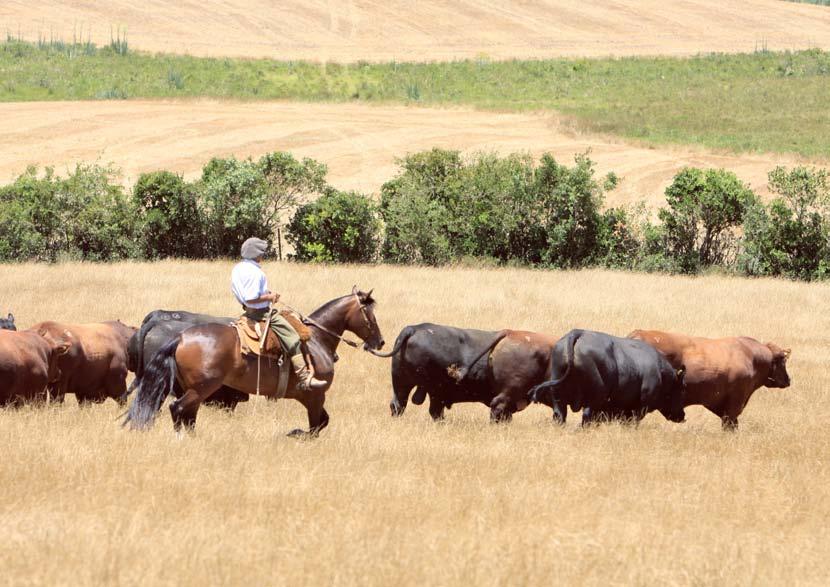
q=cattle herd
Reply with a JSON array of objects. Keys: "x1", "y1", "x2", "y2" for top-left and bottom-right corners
[{"x1": 0, "y1": 305, "x2": 792, "y2": 431}]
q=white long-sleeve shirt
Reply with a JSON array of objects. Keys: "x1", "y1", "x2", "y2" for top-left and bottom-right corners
[{"x1": 231, "y1": 259, "x2": 269, "y2": 309}]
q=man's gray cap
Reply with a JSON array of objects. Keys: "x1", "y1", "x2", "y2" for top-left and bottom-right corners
[{"x1": 241, "y1": 237, "x2": 269, "y2": 259}]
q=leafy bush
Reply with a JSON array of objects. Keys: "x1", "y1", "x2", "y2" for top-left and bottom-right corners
[
  {"x1": 287, "y1": 190, "x2": 380, "y2": 263},
  {"x1": 58, "y1": 164, "x2": 139, "y2": 261},
  {"x1": 379, "y1": 149, "x2": 463, "y2": 265},
  {"x1": 379, "y1": 150, "x2": 608, "y2": 267},
  {"x1": 200, "y1": 152, "x2": 328, "y2": 257},
  {"x1": 655, "y1": 168, "x2": 757, "y2": 273},
  {"x1": 0, "y1": 166, "x2": 62, "y2": 261},
  {"x1": 133, "y1": 171, "x2": 203, "y2": 258},
  {"x1": 740, "y1": 166, "x2": 830, "y2": 280},
  {"x1": 0, "y1": 164, "x2": 137, "y2": 261},
  {"x1": 533, "y1": 153, "x2": 606, "y2": 268}
]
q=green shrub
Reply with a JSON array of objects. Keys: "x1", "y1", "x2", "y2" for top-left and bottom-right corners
[
  {"x1": 0, "y1": 164, "x2": 138, "y2": 261},
  {"x1": 133, "y1": 171, "x2": 203, "y2": 258},
  {"x1": 0, "y1": 199, "x2": 47, "y2": 261},
  {"x1": 287, "y1": 190, "x2": 380, "y2": 263},
  {"x1": 60, "y1": 164, "x2": 139, "y2": 260},
  {"x1": 596, "y1": 206, "x2": 641, "y2": 269},
  {"x1": 0, "y1": 166, "x2": 63, "y2": 260},
  {"x1": 740, "y1": 166, "x2": 830, "y2": 280},
  {"x1": 656, "y1": 168, "x2": 757, "y2": 273},
  {"x1": 379, "y1": 149, "x2": 608, "y2": 267},
  {"x1": 533, "y1": 153, "x2": 606, "y2": 268},
  {"x1": 379, "y1": 149, "x2": 463, "y2": 265},
  {"x1": 200, "y1": 152, "x2": 328, "y2": 257}
]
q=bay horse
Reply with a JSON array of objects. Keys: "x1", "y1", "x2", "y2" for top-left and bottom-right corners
[{"x1": 125, "y1": 287, "x2": 384, "y2": 436}]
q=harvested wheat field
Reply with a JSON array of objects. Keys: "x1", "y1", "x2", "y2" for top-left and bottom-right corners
[
  {"x1": 3, "y1": 0, "x2": 830, "y2": 61},
  {"x1": 0, "y1": 100, "x2": 809, "y2": 206},
  {"x1": 1, "y1": 261, "x2": 828, "y2": 585}
]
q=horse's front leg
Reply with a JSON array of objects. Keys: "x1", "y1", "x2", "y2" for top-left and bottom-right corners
[{"x1": 288, "y1": 390, "x2": 329, "y2": 438}]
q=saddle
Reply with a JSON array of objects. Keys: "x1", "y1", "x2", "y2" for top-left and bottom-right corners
[{"x1": 233, "y1": 309, "x2": 311, "y2": 359}]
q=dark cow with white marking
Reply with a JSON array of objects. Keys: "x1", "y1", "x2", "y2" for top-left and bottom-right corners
[
  {"x1": 528, "y1": 329, "x2": 686, "y2": 426},
  {"x1": 373, "y1": 323, "x2": 558, "y2": 422}
]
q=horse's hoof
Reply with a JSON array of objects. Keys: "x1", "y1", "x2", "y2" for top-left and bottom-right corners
[{"x1": 287, "y1": 428, "x2": 307, "y2": 438}]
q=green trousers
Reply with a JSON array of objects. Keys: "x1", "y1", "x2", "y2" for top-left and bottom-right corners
[{"x1": 243, "y1": 307, "x2": 302, "y2": 357}]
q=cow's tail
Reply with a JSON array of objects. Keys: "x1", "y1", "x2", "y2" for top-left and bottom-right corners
[
  {"x1": 452, "y1": 330, "x2": 509, "y2": 382},
  {"x1": 123, "y1": 337, "x2": 180, "y2": 430},
  {"x1": 528, "y1": 330, "x2": 582, "y2": 403},
  {"x1": 367, "y1": 325, "x2": 416, "y2": 358}
]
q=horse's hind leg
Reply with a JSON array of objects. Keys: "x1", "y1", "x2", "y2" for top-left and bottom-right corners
[{"x1": 169, "y1": 388, "x2": 204, "y2": 432}]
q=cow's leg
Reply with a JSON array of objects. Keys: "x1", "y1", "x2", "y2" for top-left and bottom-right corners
[
  {"x1": 489, "y1": 392, "x2": 514, "y2": 423},
  {"x1": 288, "y1": 390, "x2": 328, "y2": 438},
  {"x1": 581, "y1": 407, "x2": 596, "y2": 427},
  {"x1": 427, "y1": 393, "x2": 445, "y2": 421},
  {"x1": 721, "y1": 413, "x2": 739, "y2": 431},
  {"x1": 552, "y1": 400, "x2": 568, "y2": 425},
  {"x1": 204, "y1": 386, "x2": 242, "y2": 411},
  {"x1": 49, "y1": 381, "x2": 67, "y2": 404},
  {"x1": 169, "y1": 388, "x2": 204, "y2": 432},
  {"x1": 105, "y1": 368, "x2": 129, "y2": 406},
  {"x1": 390, "y1": 371, "x2": 414, "y2": 416}
]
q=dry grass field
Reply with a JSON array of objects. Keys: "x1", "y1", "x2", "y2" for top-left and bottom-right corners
[
  {"x1": 1, "y1": 261, "x2": 828, "y2": 585},
  {"x1": 0, "y1": 100, "x2": 809, "y2": 206},
  {"x1": 3, "y1": 0, "x2": 830, "y2": 60}
]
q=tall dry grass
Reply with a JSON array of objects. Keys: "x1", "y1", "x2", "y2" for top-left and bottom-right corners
[{"x1": 0, "y1": 261, "x2": 828, "y2": 585}]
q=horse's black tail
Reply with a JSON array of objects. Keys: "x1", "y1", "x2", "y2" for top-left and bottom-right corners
[
  {"x1": 452, "y1": 330, "x2": 510, "y2": 382},
  {"x1": 367, "y1": 325, "x2": 416, "y2": 358},
  {"x1": 528, "y1": 329, "x2": 582, "y2": 403},
  {"x1": 124, "y1": 337, "x2": 180, "y2": 430},
  {"x1": 133, "y1": 316, "x2": 161, "y2": 379}
]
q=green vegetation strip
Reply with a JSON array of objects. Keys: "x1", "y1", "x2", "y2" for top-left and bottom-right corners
[{"x1": 2, "y1": 40, "x2": 830, "y2": 156}]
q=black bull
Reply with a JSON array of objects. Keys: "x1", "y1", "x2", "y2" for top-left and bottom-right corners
[
  {"x1": 127, "y1": 310, "x2": 248, "y2": 409},
  {"x1": 528, "y1": 329, "x2": 687, "y2": 425},
  {"x1": 372, "y1": 323, "x2": 559, "y2": 422}
]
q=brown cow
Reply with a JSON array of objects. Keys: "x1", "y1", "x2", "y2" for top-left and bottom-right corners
[
  {"x1": 628, "y1": 329, "x2": 791, "y2": 430},
  {"x1": 30, "y1": 320, "x2": 138, "y2": 405},
  {"x1": 375, "y1": 323, "x2": 558, "y2": 422},
  {"x1": 0, "y1": 329, "x2": 69, "y2": 406}
]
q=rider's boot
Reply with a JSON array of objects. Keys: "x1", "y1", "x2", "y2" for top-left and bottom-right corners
[{"x1": 291, "y1": 354, "x2": 327, "y2": 391}]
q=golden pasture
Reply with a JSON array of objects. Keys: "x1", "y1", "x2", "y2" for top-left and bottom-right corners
[
  {"x1": 0, "y1": 261, "x2": 828, "y2": 585},
  {"x1": 4, "y1": 0, "x2": 830, "y2": 61}
]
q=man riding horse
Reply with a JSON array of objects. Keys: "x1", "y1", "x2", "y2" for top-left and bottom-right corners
[{"x1": 231, "y1": 237, "x2": 326, "y2": 392}]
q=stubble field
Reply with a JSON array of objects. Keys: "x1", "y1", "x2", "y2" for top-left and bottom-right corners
[{"x1": 1, "y1": 261, "x2": 828, "y2": 585}]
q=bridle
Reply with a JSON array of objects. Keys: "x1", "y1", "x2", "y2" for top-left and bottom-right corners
[{"x1": 281, "y1": 294, "x2": 376, "y2": 350}]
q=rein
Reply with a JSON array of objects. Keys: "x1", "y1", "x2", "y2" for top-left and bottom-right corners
[{"x1": 279, "y1": 301, "x2": 363, "y2": 349}]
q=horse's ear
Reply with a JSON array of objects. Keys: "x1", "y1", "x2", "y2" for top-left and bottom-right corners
[
  {"x1": 352, "y1": 285, "x2": 358, "y2": 296},
  {"x1": 366, "y1": 288, "x2": 374, "y2": 302}
]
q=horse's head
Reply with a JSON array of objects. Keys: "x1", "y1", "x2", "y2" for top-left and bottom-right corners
[{"x1": 348, "y1": 286, "x2": 385, "y2": 351}]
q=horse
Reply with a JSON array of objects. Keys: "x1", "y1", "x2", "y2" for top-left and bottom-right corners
[{"x1": 125, "y1": 288, "x2": 384, "y2": 436}]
